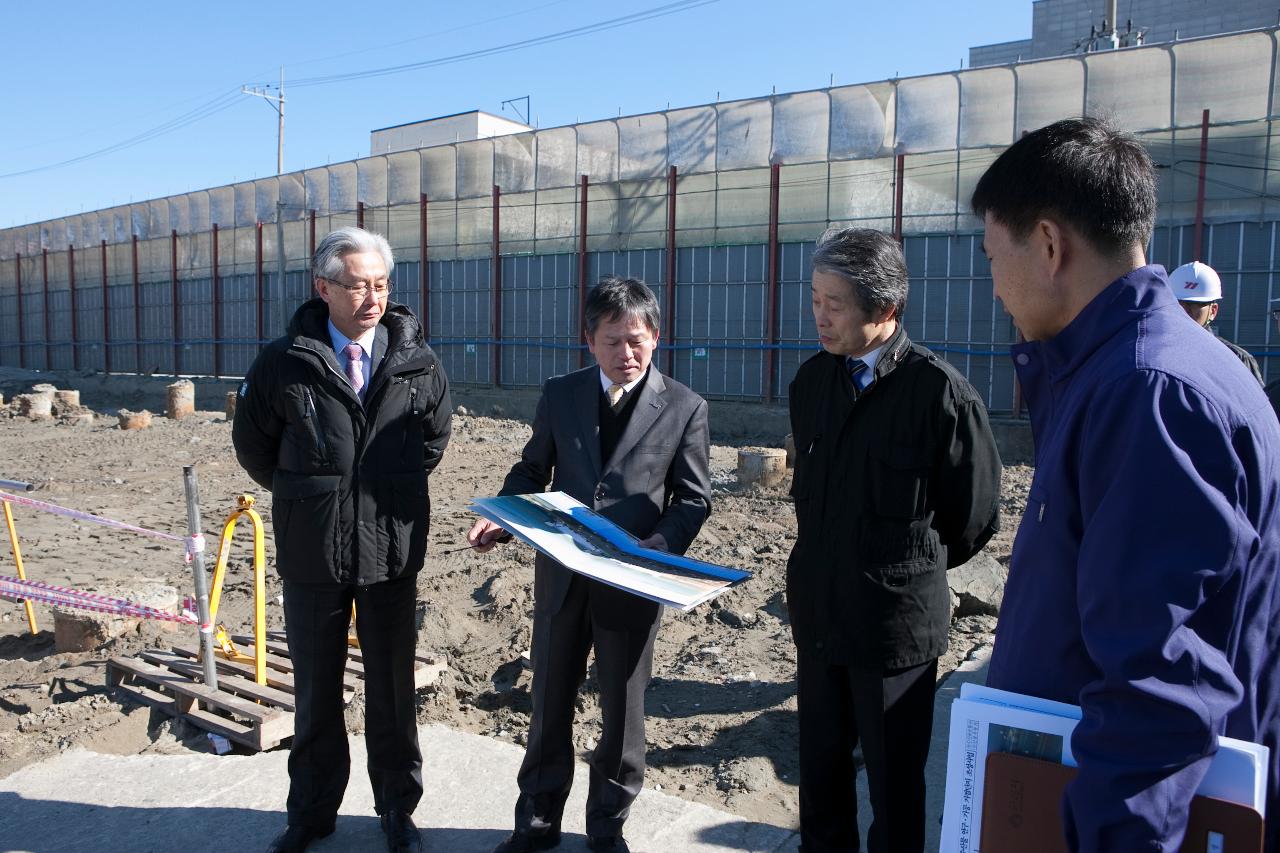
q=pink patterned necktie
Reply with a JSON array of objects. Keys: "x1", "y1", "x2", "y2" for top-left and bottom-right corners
[{"x1": 343, "y1": 342, "x2": 365, "y2": 397}]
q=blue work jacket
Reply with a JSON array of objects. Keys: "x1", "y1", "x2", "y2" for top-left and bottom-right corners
[{"x1": 987, "y1": 265, "x2": 1280, "y2": 852}]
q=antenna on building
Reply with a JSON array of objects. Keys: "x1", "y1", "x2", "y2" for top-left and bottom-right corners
[{"x1": 501, "y1": 96, "x2": 532, "y2": 125}]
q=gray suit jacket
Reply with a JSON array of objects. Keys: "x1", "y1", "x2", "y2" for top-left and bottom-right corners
[{"x1": 500, "y1": 365, "x2": 712, "y2": 629}]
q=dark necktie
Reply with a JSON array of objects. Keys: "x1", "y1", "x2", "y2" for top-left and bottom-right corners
[{"x1": 846, "y1": 357, "x2": 868, "y2": 390}]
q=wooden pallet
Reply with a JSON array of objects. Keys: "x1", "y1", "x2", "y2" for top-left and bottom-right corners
[{"x1": 106, "y1": 632, "x2": 445, "y2": 752}]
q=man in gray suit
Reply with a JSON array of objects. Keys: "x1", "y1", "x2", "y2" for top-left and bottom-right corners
[{"x1": 468, "y1": 277, "x2": 712, "y2": 853}]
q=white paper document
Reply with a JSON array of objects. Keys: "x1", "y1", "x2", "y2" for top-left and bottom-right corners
[{"x1": 469, "y1": 491, "x2": 750, "y2": 611}]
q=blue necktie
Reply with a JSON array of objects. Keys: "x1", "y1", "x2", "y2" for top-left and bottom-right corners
[{"x1": 846, "y1": 357, "x2": 868, "y2": 390}]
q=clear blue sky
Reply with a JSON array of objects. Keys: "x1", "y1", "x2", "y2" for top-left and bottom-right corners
[{"x1": 0, "y1": 0, "x2": 1031, "y2": 228}]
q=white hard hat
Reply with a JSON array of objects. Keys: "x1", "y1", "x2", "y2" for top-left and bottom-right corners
[{"x1": 1168, "y1": 261, "x2": 1222, "y2": 303}]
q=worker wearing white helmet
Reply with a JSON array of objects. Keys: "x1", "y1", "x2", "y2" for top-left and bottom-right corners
[{"x1": 1168, "y1": 261, "x2": 1264, "y2": 386}]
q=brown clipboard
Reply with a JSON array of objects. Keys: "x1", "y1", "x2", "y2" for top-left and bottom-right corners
[{"x1": 980, "y1": 751, "x2": 1264, "y2": 853}]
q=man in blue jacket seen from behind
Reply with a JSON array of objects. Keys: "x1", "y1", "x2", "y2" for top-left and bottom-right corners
[{"x1": 974, "y1": 117, "x2": 1280, "y2": 851}]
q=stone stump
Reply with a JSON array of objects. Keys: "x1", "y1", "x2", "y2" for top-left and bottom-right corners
[
  {"x1": 225, "y1": 391, "x2": 238, "y2": 420},
  {"x1": 14, "y1": 393, "x2": 53, "y2": 420},
  {"x1": 118, "y1": 409, "x2": 153, "y2": 430},
  {"x1": 53, "y1": 389, "x2": 80, "y2": 408},
  {"x1": 53, "y1": 582, "x2": 181, "y2": 651},
  {"x1": 737, "y1": 447, "x2": 788, "y2": 488},
  {"x1": 166, "y1": 380, "x2": 195, "y2": 420},
  {"x1": 784, "y1": 433, "x2": 796, "y2": 468},
  {"x1": 59, "y1": 412, "x2": 95, "y2": 428}
]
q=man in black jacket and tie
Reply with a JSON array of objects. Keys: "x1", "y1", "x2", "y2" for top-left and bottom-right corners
[
  {"x1": 234, "y1": 226, "x2": 451, "y2": 853},
  {"x1": 787, "y1": 227, "x2": 1001, "y2": 853},
  {"x1": 468, "y1": 277, "x2": 712, "y2": 853}
]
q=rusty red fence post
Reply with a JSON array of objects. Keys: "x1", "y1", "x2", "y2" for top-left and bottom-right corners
[
  {"x1": 893, "y1": 154, "x2": 905, "y2": 243},
  {"x1": 578, "y1": 174, "x2": 589, "y2": 368},
  {"x1": 42, "y1": 249, "x2": 50, "y2": 369},
  {"x1": 665, "y1": 165, "x2": 678, "y2": 377},
  {"x1": 492, "y1": 184, "x2": 503, "y2": 387},
  {"x1": 765, "y1": 162, "x2": 781, "y2": 404},
  {"x1": 14, "y1": 254, "x2": 23, "y2": 368},
  {"x1": 101, "y1": 240, "x2": 110, "y2": 374},
  {"x1": 420, "y1": 194, "x2": 430, "y2": 339},
  {"x1": 212, "y1": 223, "x2": 221, "y2": 377},
  {"x1": 1193, "y1": 108, "x2": 1210, "y2": 261},
  {"x1": 171, "y1": 229, "x2": 181, "y2": 375},
  {"x1": 255, "y1": 221, "x2": 264, "y2": 346},
  {"x1": 132, "y1": 235, "x2": 141, "y2": 373},
  {"x1": 68, "y1": 244, "x2": 78, "y2": 370}
]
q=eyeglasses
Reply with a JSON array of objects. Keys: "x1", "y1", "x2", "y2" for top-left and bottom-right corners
[{"x1": 320, "y1": 276, "x2": 391, "y2": 298}]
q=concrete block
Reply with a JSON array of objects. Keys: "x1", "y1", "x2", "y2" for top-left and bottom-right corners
[{"x1": 737, "y1": 448, "x2": 787, "y2": 487}]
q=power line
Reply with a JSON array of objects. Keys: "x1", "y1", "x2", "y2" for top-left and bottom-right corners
[
  {"x1": 0, "y1": 90, "x2": 246, "y2": 181},
  {"x1": 289, "y1": 0, "x2": 719, "y2": 88}
]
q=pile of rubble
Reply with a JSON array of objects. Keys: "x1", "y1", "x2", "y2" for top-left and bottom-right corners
[{"x1": 5, "y1": 384, "x2": 95, "y2": 428}]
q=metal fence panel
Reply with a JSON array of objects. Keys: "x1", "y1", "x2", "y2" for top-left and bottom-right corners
[
  {"x1": 897, "y1": 75, "x2": 959, "y2": 154},
  {"x1": 618, "y1": 113, "x2": 667, "y2": 181},
  {"x1": 668, "y1": 106, "x2": 717, "y2": 174},
  {"x1": 234, "y1": 182, "x2": 256, "y2": 227},
  {"x1": 457, "y1": 139, "x2": 494, "y2": 200},
  {"x1": 329, "y1": 163, "x2": 358, "y2": 215},
  {"x1": 1174, "y1": 33, "x2": 1273, "y2": 127},
  {"x1": 716, "y1": 99, "x2": 772, "y2": 171},
  {"x1": 959, "y1": 68, "x2": 1015, "y2": 148},
  {"x1": 429, "y1": 257, "x2": 492, "y2": 384},
  {"x1": 577, "y1": 121, "x2": 619, "y2": 184},
  {"x1": 1086, "y1": 48, "x2": 1171, "y2": 132},
  {"x1": 829, "y1": 83, "x2": 893, "y2": 160},
  {"x1": 773, "y1": 92, "x2": 830, "y2": 165},
  {"x1": 501, "y1": 253, "x2": 577, "y2": 386},
  {"x1": 1015, "y1": 58, "x2": 1084, "y2": 136}
]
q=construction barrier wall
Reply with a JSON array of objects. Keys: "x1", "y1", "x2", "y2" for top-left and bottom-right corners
[{"x1": 2, "y1": 28, "x2": 1279, "y2": 411}]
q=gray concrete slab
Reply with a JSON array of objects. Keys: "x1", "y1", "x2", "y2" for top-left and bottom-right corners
[
  {"x1": 0, "y1": 722, "x2": 799, "y2": 853},
  {"x1": 0, "y1": 647, "x2": 991, "y2": 853}
]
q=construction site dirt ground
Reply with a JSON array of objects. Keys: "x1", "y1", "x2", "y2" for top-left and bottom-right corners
[{"x1": 0, "y1": 398, "x2": 1031, "y2": 829}]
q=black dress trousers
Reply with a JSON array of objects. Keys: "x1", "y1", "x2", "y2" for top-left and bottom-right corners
[
  {"x1": 796, "y1": 652, "x2": 937, "y2": 853},
  {"x1": 514, "y1": 573, "x2": 661, "y2": 839},
  {"x1": 282, "y1": 573, "x2": 423, "y2": 829}
]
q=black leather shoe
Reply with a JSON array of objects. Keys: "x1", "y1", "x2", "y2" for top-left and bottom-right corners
[
  {"x1": 381, "y1": 810, "x2": 423, "y2": 853},
  {"x1": 587, "y1": 837, "x2": 630, "y2": 853},
  {"x1": 490, "y1": 830, "x2": 562, "y2": 852},
  {"x1": 265, "y1": 823, "x2": 334, "y2": 853}
]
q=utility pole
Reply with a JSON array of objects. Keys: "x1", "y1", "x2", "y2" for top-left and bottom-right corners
[
  {"x1": 275, "y1": 200, "x2": 287, "y2": 337},
  {"x1": 242, "y1": 66, "x2": 285, "y2": 174}
]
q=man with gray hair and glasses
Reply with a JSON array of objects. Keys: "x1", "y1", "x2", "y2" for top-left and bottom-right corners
[
  {"x1": 468, "y1": 276, "x2": 711, "y2": 853},
  {"x1": 234, "y1": 226, "x2": 452, "y2": 853},
  {"x1": 786, "y1": 227, "x2": 1001, "y2": 852}
]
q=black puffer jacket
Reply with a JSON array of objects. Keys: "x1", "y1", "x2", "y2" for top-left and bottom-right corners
[
  {"x1": 233, "y1": 298, "x2": 451, "y2": 585},
  {"x1": 786, "y1": 326, "x2": 1001, "y2": 669}
]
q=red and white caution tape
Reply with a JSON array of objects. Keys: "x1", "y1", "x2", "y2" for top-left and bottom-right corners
[
  {"x1": 0, "y1": 574, "x2": 197, "y2": 624},
  {"x1": 0, "y1": 490, "x2": 182, "y2": 542}
]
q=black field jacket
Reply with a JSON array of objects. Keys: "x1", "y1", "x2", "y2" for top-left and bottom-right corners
[
  {"x1": 233, "y1": 299, "x2": 451, "y2": 585},
  {"x1": 786, "y1": 326, "x2": 1001, "y2": 669}
]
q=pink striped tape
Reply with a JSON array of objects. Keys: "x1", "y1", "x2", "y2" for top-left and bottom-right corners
[
  {"x1": 0, "y1": 575, "x2": 197, "y2": 624},
  {"x1": 0, "y1": 491, "x2": 183, "y2": 542}
]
